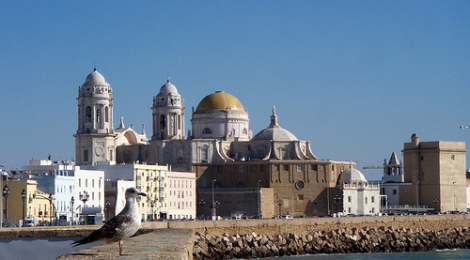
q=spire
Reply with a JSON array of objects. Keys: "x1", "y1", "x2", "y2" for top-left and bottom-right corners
[
  {"x1": 388, "y1": 151, "x2": 401, "y2": 165},
  {"x1": 270, "y1": 105, "x2": 278, "y2": 126}
]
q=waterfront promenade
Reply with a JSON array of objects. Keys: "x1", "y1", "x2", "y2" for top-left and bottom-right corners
[{"x1": 1, "y1": 214, "x2": 470, "y2": 259}]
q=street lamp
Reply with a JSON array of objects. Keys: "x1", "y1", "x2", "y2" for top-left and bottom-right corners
[
  {"x1": 387, "y1": 199, "x2": 391, "y2": 215},
  {"x1": 105, "y1": 200, "x2": 111, "y2": 221},
  {"x1": 211, "y1": 178, "x2": 216, "y2": 220},
  {"x1": 277, "y1": 199, "x2": 283, "y2": 216},
  {"x1": 433, "y1": 198, "x2": 439, "y2": 213},
  {"x1": 198, "y1": 199, "x2": 206, "y2": 219},
  {"x1": 48, "y1": 194, "x2": 53, "y2": 226},
  {"x1": 71, "y1": 196, "x2": 75, "y2": 225},
  {"x1": 257, "y1": 180, "x2": 262, "y2": 217},
  {"x1": 3, "y1": 185, "x2": 9, "y2": 226},
  {"x1": 21, "y1": 189, "x2": 26, "y2": 224}
]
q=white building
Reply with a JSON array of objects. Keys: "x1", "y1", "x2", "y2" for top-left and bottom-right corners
[
  {"x1": 167, "y1": 171, "x2": 196, "y2": 220},
  {"x1": 339, "y1": 167, "x2": 381, "y2": 216}
]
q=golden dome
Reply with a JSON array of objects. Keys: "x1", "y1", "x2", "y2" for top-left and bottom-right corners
[{"x1": 196, "y1": 91, "x2": 244, "y2": 112}]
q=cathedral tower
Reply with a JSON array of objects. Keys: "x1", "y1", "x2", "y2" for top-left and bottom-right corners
[
  {"x1": 151, "y1": 79, "x2": 185, "y2": 140},
  {"x1": 74, "y1": 69, "x2": 116, "y2": 165}
]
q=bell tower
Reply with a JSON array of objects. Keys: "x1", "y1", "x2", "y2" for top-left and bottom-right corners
[
  {"x1": 151, "y1": 79, "x2": 185, "y2": 140},
  {"x1": 74, "y1": 68, "x2": 116, "y2": 165}
]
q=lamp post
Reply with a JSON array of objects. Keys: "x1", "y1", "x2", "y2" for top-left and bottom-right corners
[
  {"x1": 257, "y1": 180, "x2": 262, "y2": 218},
  {"x1": 452, "y1": 181, "x2": 456, "y2": 211},
  {"x1": 3, "y1": 185, "x2": 9, "y2": 226},
  {"x1": 211, "y1": 178, "x2": 216, "y2": 220},
  {"x1": 387, "y1": 199, "x2": 391, "y2": 215},
  {"x1": 48, "y1": 194, "x2": 53, "y2": 226},
  {"x1": 71, "y1": 196, "x2": 75, "y2": 225},
  {"x1": 21, "y1": 189, "x2": 26, "y2": 224},
  {"x1": 277, "y1": 199, "x2": 283, "y2": 216},
  {"x1": 198, "y1": 199, "x2": 206, "y2": 219},
  {"x1": 105, "y1": 200, "x2": 111, "y2": 221},
  {"x1": 433, "y1": 198, "x2": 439, "y2": 213}
]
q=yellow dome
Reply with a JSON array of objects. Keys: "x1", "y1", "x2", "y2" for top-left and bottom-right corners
[{"x1": 196, "y1": 91, "x2": 244, "y2": 112}]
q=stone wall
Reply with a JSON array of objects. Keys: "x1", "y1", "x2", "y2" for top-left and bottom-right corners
[{"x1": 193, "y1": 225, "x2": 470, "y2": 259}]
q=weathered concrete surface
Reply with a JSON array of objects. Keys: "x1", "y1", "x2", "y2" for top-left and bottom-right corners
[{"x1": 56, "y1": 228, "x2": 193, "y2": 260}]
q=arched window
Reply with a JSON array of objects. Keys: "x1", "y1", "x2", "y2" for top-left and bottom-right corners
[
  {"x1": 86, "y1": 106, "x2": 92, "y2": 122},
  {"x1": 105, "y1": 107, "x2": 109, "y2": 122},
  {"x1": 96, "y1": 108, "x2": 101, "y2": 123},
  {"x1": 243, "y1": 128, "x2": 247, "y2": 135},
  {"x1": 202, "y1": 128, "x2": 212, "y2": 134},
  {"x1": 160, "y1": 115, "x2": 166, "y2": 129}
]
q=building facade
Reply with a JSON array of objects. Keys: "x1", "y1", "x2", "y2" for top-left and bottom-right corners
[{"x1": 401, "y1": 133, "x2": 467, "y2": 212}]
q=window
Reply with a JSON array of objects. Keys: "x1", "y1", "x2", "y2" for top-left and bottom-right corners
[
  {"x1": 365, "y1": 197, "x2": 368, "y2": 204},
  {"x1": 86, "y1": 106, "x2": 92, "y2": 122},
  {"x1": 421, "y1": 172, "x2": 425, "y2": 180},
  {"x1": 105, "y1": 107, "x2": 109, "y2": 122},
  {"x1": 202, "y1": 128, "x2": 212, "y2": 134},
  {"x1": 96, "y1": 109, "x2": 101, "y2": 123},
  {"x1": 371, "y1": 196, "x2": 375, "y2": 203},
  {"x1": 283, "y1": 165, "x2": 289, "y2": 171},
  {"x1": 298, "y1": 194, "x2": 304, "y2": 200},
  {"x1": 393, "y1": 189, "x2": 397, "y2": 195},
  {"x1": 348, "y1": 196, "x2": 351, "y2": 203},
  {"x1": 201, "y1": 148, "x2": 208, "y2": 162},
  {"x1": 297, "y1": 165, "x2": 303, "y2": 172},
  {"x1": 295, "y1": 181, "x2": 305, "y2": 190},
  {"x1": 84, "y1": 150, "x2": 89, "y2": 162},
  {"x1": 451, "y1": 155, "x2": 455, "y2": 160},
  {"x1": 79, "y1": 179, "x2": 81, "y2": 187},
  {"x1": 92, "y1": 179, "x2": 95, "y2": 188}
]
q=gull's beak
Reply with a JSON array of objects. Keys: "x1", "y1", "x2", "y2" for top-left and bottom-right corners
[{"x1": 139, "y1": 192, "x2": 147, "y2": 197}]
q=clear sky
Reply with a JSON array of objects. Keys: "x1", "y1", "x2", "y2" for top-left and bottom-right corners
[{"x1": 1, "y1": 1, "x2": 469, "y2": 180}]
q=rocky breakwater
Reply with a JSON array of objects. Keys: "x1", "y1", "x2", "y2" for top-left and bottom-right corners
[{"x1": 193, "y1": 226, "x2": 470, "y2": 259}]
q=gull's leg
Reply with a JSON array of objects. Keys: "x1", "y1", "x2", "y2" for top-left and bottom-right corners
[{"x1": 119, "y1": 240, "x2": 123, "y2": 256}]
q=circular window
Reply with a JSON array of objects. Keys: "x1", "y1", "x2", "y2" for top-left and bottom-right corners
[{"x1": 295, "y1": 181, "x2": 305, "y2": 190}]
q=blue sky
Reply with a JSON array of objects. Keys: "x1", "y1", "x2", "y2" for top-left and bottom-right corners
[{"x1": 1, "y1": 1, "x2": 469, "y2": 180}]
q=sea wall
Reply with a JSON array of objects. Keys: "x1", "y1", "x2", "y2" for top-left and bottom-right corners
[
  {"x1": 185, "y1": 215, "x2": 470, "y2": 259},
  {"x1": 193, "y1": 226, "x2": 470, "y2": 259}
]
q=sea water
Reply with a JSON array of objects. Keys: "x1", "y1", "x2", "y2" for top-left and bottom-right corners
[
  {"x1": 0, "y1": 237, "x2": 102, "y2": 260},
  {"x1": 264, "y1": 249, "x2": 470, "y2": 260}
]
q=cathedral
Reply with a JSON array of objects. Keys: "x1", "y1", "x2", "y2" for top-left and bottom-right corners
[{"x1": 74, "y1": 69, "x2": 356, "y2": 218}]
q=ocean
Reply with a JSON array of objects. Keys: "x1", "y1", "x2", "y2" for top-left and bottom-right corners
[
  {"x1": 265, "y1": 249, "x2": 470, "y2": 260},
  {"x1": 1, "y1": 237, "x2": 469, "y2": 260}
]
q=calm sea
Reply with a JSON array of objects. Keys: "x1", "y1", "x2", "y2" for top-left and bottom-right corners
[{"x1": 264, "y1": 249, "x2": 470, "y2": 260}]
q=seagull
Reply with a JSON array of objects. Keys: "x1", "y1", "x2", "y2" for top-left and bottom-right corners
[{"x1": 71, "y1": 187, "x2": 147, "y2": 256}]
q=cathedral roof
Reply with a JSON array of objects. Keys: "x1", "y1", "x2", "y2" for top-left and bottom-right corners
[
  {"x1": 84, "y1": 68, "x2": 108, "y2": 86},
  {"x1": 195, "y1": 91, "x2": 245, "y2": 112},
  {"x1": 339, "y1": 168, "x2": 368, "y2": 183},
  {"x1": 251, "y1": 106, "x2": 298, "y2": 141},
  {"x1": 159, "y1": 79, "x2": 179, "y2": 94}
]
